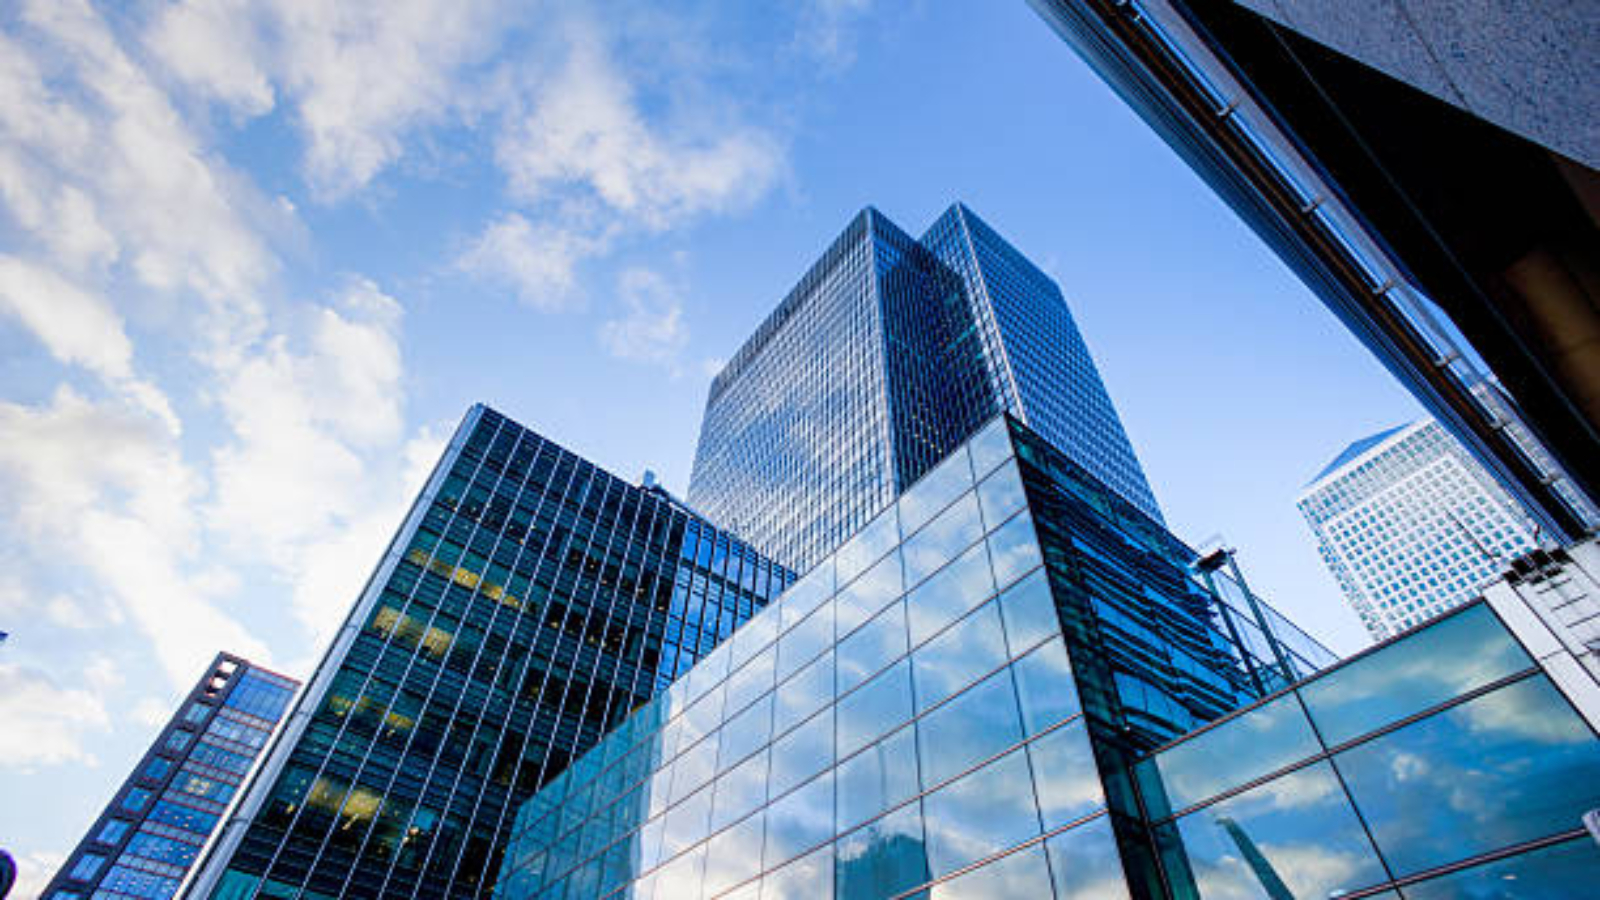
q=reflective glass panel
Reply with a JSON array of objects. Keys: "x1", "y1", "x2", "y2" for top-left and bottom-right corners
[
  {"x1": 921, "y1": 748, "x2": 1041, "y2": 877},
  {"x1": 1046, "y1": 815, "x2": 1131, "y2": 900},
  {"x1": 1142, "y1": 692, "x2": 1319, "y2": 817},
  {"x1": 838, "y1": 659, "x2": 914, "y2": 758},
  {"x1": 929, "y1": 843, "x2": 1053, "y2": 900},
  {"x1": 781, "y1": 558, "x2": 835, "y2": 631},
  {"x1": 729, "y1": 608, "x2": 780, "y2": 671},
  {"x1": 778, "y1": 602, "x2": 834, "y2": 682},
  {"x1": 703, "y1": 810, "x2": 766, "y2": 898},
  {"x1": 837, "y1": 505, "x2": 900, "y2": 587},
  {"x1": 1027, "y1": 719, "x2": 1104, "y2": 830},
  {"x1": 985, "y1": 512, "x2": 1042, "y2": 590},
  {"x1": 900, "y1": 447, "x2": 974, "y2": 537},
  {"x1": 996, "y1": 569, "x2": 1058, "y2": 655},
  {"x1": 966, "y1": 416, "x2": 1012, "y2": 479},
  {"x1": 835, "y1": 550, "x2": 904, "y2": 637},
  {"x1": 718, "y1": 694, "x2": 773, "y2": 773},
  {"x1": 903, "y1": 494, "x2": 984, "y2": 587},
  {"x1": 1159, "y1": 761, "x2": 1387, "y2": 900},
  {"x1": 681, "y1": 684, "x2": 727, "y2": 748},
  {"x1": 835, "y1": 802, "x2": 930, "y2": 900},
  {"x1": 660, "y1": 783, "x2": 713, "y2": 859},
  {"x1": 912, "y1": 600, "x2": 1009, "y2": 712},
  {"x1": 836, "y1": 724, "x2": 921, "y2": 831},
  {"x1": 763, "y1": 770, "x2": 834, "y2": 869},
  {"x1": 976, "y1": 460, "x2": 1026, "y2": 532},
  {"x1": 774, "y1": 650, "x2": 833, "y2": 738},
  {"x1": 725, "y1": 644, "x2": 777, "y2": 718},
  {"x1": 671, "y1": 730, "x2": 720, "y2": 803},
  {"x1": 1400, "y1": 836, "x2": 1599, "y2": 900},
  {"x1": 1300, "y1": 603, "x2": 1532, "y2": 745},
  {"x1": 769, "y1": 708, "x2": 834, "y2": 801},
  {"x1": 1334, "y1": 675, "x2": 1600, "y2": 877},
  {"x1": 838, "y1": 600, "x2": 909, "y2": 695},
  {"x1": 1012, "y1": 639, "x2": 1080, "y2": 736},
  {"x1": 712, "y1": 749, "x2": 770, "y2": 833},
  {"x1": 916, "y1": 668, "x2": 1023, "y2": 786},
  {"x1": 906, "y1": 543, "x2": 996, "y2": 647},
  {"x1": 654, "y1": 841, "x2": 705, "y2": 900},
  {"x1": 762, "y1": 844, "x2": 833, "y2": 900}
]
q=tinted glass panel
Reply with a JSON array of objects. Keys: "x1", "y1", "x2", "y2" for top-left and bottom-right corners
[
  {"x1": 900, "y1": 448, "x2": 973, "y2": 537},
  {"x1": 1300, "y1": 603, "x2": 1533, "y2": 745},
  {"x1": 1012, "y1": 639, "x2": 1080, "y2": 736},
  {"x1": 836, "y1": 724, "x2": 920, "y2": 831},
  {"x1": 1027, "y1": 720, "x2": 1103, "y2": 830},
  {"x1": 1400, "y1": 837, "x2": 1599, "y2": 900},
  {"x1": 903, "y1": 494, "x2": 985, "y2": 587},
  {"x1": 1046, "y1": 815, "x2": 1131, "y2": 900},
  {"x1": 774, "y1": 650, "x2": 833, "y2": 738},
  {"x1": 911, "y1": 601, "x2": 1009, "y2": 712},
  {"x1": 712, "y1": 749, "x2": 770, "y2": 833},
  {"x1": 835, "y1": 802, "x2": 930, "y2": 900},
  {"x1": 996, "y1": 568, "x2": 1059, "y2": 654},
  {"x1": 985, "y1": 512, "x2": 1042, "y2": 589},
  {"x1": 966, "y1": 416, "x2": 1012, "y2": 479},
  {"x1": 837, "y1": 600, "x2": 908, "y2": 695},
  {"x1": 916, "y1": 667, "x2": 1023, "y2": 787},
  {"x1": 976, "y1": 460, "x2": 1026, "y2": 532},
  {"x1": 1335, "y1": 675, "x2": 1600, "y2": 877},
  {"x1": 769, "y1": 708, "x2": 834, "y2": 801},
  {"x1": 838, "y1": 659, "x2": 914, "y2": 758},
  {"x1": 1158, "y1": 761, "x2": 1387, "y2": 899},
  {"x1": 763, "y1": 770, "x2": 833, "y2": 869},
  {"x1": 929, "y1": 843, "x2": 1052, "y2": 899},
  {"x1": 1142, "y1": 692, "x2": 1319, "y2": 817},
  {"x1": 835, "y1": 550, "x2": 904, "y2": 637},
  {"x1": 921, "y1": 748, "x2": 1041, "y2": 877},
  {"x1": 906, "y1": 543, "x2": 996, "y2": 647},
  {"x1": 837, "y1": 506, "x2": 900, "y2": 587}
]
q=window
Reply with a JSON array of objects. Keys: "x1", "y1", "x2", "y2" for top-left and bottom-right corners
[
  {"x1": 94, "y1": 819, "x2": 130, "y2": 845},
  {"x1": 69, "y1": 852, "x2": 106, "y2": 881},
  {"x1": 164, "y1": 730, "x2": 192, "y2": 752},
  {"x1": 183, "y1": 703, "x2": 211, "y2": 725},
  {"x1": 120, "y1": 788, "x2": 152, "y2": 813}
]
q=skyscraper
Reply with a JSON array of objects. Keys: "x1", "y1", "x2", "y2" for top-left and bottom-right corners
[
  {"x1": 182, "y1": 405, "x2": 790, "y2": 900},
  {"x1": 492, "y1": 416, "x2": 1600, "y2": 900},
  {"x1": 44, "y1": 653, "x2": 298, "y2": 900},
  {"x1": 688, "y1": 203, "x2": 1159, "y2": 573},
  {"x1": 1298, "y1": 417, "x2": 1539, "y2": 640}
]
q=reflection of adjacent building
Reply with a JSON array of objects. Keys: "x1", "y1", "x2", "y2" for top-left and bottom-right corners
[
  {"x1": 44, "y1": 653, "x2": 297, "y2": 900},
  {"x1": 492, "y1": 415, "x2": 1335, "y2": 899},
  {"x1": 178, "y1": 406, "x2": 791, "y2": 900},
  {"x1": 1297, "y1": 416, "x2": 1541, "y2": 640},
  {"x1": 492, "y1": 416, "x2": 1600, "y2": 899},
  {"x1": 1027, "y1": 0, "x2": 1600, "y2": 544},
  {"x1": 688, "y1": 203, "x2": 1162, "y2": 575}
]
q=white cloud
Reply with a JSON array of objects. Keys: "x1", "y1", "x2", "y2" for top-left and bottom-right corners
[
  {"x1": 131, "y1": 695, "x2": 177, "y2": 729},
  {"x1": 496, "y1": 19, "x2": 784, "y2": 230},
  {"x1": 459, "y1": 211, "x2": 606, "y2": 310},
  {"x1": 147, "y1": 0, "x2": 514, "y2": 199},
  {"x1": 11, "y1": 850, "x2": 67, "y2": 899},
  {"x1": 0, "y1": 387, "x2": 269, "y2": 684},
  {"x1": 0, "y1": 662, "x2": 111, "y2": 767},
  {"x1": 599, "y1": 268, "x2": 690, "y2": 367}
]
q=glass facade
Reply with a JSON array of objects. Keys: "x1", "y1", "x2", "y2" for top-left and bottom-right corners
[
  {"x1": 1297, "y1": 418, "x2": 1540, "y2": 639},
  {"x1": 921, "y1": 203, "x2": 1161, "y2": 524},
  {"x1": 44, "y1": 654, "x2": 298, "y2": 900},
  {"x1": 183, "y1": 406, "x2": 791, "y2": 900},
  {"x1": 495, "y1": 416, "x2": 1323, "y2": 899},
  {"x1": 1140, "y1": 599, "x2": 1600, "y2": 898},
  {"x1": 689, "y1": 204, "x2": 1161, "y2": 573}
]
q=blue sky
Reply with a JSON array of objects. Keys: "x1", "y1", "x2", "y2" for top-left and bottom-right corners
[{"x1": 0, "y1": 0, "x2": 1420, "y2": 888}]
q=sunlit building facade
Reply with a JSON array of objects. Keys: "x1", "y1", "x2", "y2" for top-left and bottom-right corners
[
  {"x1": 493, "y1": 416, "x2": 1338, "y2": 900},
  {"x1": 688, "y1": 204, "x2": 1159, "y2": 574},
  {"x1": 1297, "y1": 418, "x2": 1539, "y2": 640},
  {"x1": 182, "y1": 405, "x2": 790, "y2": 900},
  {"x1": 45, "y1": 653, "x2": 298, "y2": 900}
]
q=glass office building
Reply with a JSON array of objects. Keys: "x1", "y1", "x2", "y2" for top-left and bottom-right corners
[
  {"x1": 1140, "y1": 599, "x2": 1600, "y2": 897},
  {"x1": 1297, "y1": 418, "x2": 1539, "y2": 640},
  {"x1": 182, "y1": 405, "x2": 790, "y2": 900},
  {"x1": 493, "y1": 415, "x2": 1333, "y2": 900},
  {"x1": 688, "y1": 204, "x2": 1160, "y2": 574},
  {"x1": 44, "y1": 653, "x2": 298, "y2": 900}
]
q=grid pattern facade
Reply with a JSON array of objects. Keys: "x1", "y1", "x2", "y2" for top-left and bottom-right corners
[
  {"x1": 921, "y1": 204, "x2": 1163, "y2": 524},
  {"x1": 1298, "y1": 418, "x2": 1539, "y2": 640},
  {"x1": 495, "y1": 417, "x2": 1327, "y2": 900},
  {"x1": 689, "y1": 211, "x2": 897, "y2": 573},
  {"x1": 1138, "y1": 600, "x2": 1600, "y2": 897},
  {"x1": 44, "y1": 655, "x2": 297, "y2": 900},
  {"x1": 185, "y1": 405, "x2": 790, "y2": 900},
  {"x1": 690, "y1": 204, "x2": 1162, "y2": 574}
]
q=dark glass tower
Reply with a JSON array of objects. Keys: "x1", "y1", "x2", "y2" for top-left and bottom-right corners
[
  {"x1": 688, "y1": 204, "x2": 1160, "y2": 574},
  {"x1": 183, "y1": 405, "x2": 790, "y2": 900},
  {"x1": 44, "y1": 653, "x2": 298, "y2": 900}
]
